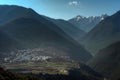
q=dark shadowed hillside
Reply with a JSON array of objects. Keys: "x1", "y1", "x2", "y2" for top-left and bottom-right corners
[
  {"x1": 0, "y1": 5, "x2": 86, "y2": 42},
  {"x1": 0, "y1": 5, "x2": 32, "y2": 25},
  {"x1": 80, "y1": 10, "x2": 120, "y2": 55},
  {"x1": 49, "y1": 19, "x2": 86, "y2": 41},
  {"x1": 88, "y1": 41, "x2": 120, "y2": 80},
  {"x1": 43, "y1": 16, "x2": 86, "y2": 41}
]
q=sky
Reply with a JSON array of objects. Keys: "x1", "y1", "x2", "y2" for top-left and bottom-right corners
[{"x1": 0, "y1": 0, "x2": 120, "y2": 20}]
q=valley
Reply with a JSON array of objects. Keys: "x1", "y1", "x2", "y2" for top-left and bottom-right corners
[
  {"x1": 0, "y1": 2, "x2": 120, "y2": 80},
  {"x1": 1, "y1": 48, "x2": 80, "y2": 75}
]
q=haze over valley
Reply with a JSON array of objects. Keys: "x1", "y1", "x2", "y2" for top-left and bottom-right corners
[{"x1": 0, "y1": 0, "x2": 120, "y2": 80}]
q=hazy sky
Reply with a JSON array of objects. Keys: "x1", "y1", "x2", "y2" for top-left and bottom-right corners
[{"x1": 0, "y1": 0, "x2": 120, "y2": 20}]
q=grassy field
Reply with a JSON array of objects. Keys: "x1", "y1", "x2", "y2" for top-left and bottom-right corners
[{"x1": 4, "y1": 61, "x2": 80, "y2": 74}]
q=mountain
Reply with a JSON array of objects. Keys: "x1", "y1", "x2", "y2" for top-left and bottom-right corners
[
  {"x1": 53, "y1": 19, "x2": 86, "y2": 40},
  {"x1": 45, "y1": 17, "x2": 86, "y2": 40},
  {"x1": 68, "y1": 14, "x2": 108, "y2": 32},
  {"x1": 80, "y1": 10, "x2": 120, "y2": 55},
  {"x1": 0, "y1": 5, "x2": 92, "y2": 62},
  {"x1": 0, "y1": 5, "x2": 86, "y2": 41},
  {"x1": 0, "y1": 5, "x2": 33, "y2": 25},
  {"x1": 88, "y1": 41, "x2": 120, "y2": 80}
]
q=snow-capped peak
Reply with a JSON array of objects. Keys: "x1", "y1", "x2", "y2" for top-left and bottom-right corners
[{"x1": 75, "y1": 15, "x2": 85, "y2": 21}]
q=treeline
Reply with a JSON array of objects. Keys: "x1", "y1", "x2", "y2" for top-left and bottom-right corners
[{"x1": 0, "y1": 67, "x2": 42, "y2": 80}]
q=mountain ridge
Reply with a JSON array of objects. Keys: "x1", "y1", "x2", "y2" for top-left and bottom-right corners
[
  {"x1": 0, "y1": 5, "x2": 92, "y2": 62},
  {"x1": 43, "y1": 15, "x2": 86, "y2": 41},
  {"x1": 79, "y1": 10, "x2": 120, "y2": 55},
  {"x1": 68, "y1": 14, "x2": 108, "y2": 32}
]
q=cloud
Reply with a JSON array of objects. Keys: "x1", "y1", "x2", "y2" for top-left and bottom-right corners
[{"x1": 68, "y1": 1, "x2": 79, "y2": 6}]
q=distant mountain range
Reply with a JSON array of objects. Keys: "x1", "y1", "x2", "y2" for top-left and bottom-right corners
[
  {"x1": 68, "y1": 14, "x2": 108, "y2": 32},
  {"x1": 80, "y1": 10, "x2": 120, "y2": 55},
  {"x1": 0, "y1": 5, "x2": 92, "y2": 62},
  {"x1": 88, "y1": 41, "x2": 120, "y2": 80}
]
